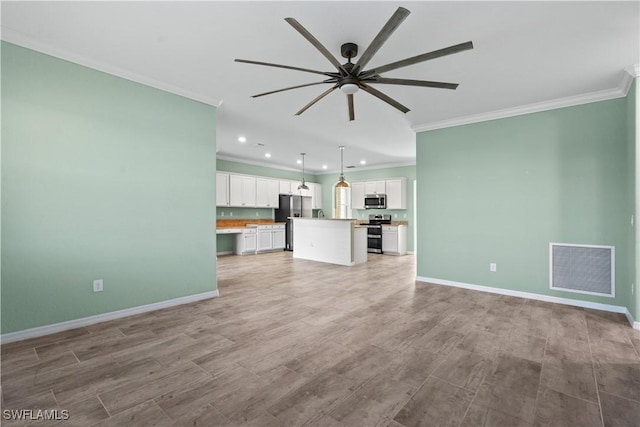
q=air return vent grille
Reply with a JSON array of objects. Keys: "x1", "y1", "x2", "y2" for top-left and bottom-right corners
[{"x1": 549, "y1": 243, "x2": 615, "y2": 297}]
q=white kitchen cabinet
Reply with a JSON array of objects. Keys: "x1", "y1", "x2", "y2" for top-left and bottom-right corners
[
  {"x1": 382, "y1": 225, "x2": 407, "y2": 255},
  {"x1": 234, "y1": 228, "x2": 257, "y2": 255},
  {"x1": 251, "y1": 224, "x2": 286, "y2": 252},
  {"x1": 272, "y1": 225, "x2": 286, "y2": 250},
  {"x1": 229, "y1": 174, "x2": 256, "y2": 207},
  {"x1": 279, "y1": 180, "x2": 294, "y2": 195},
  {"x1": 256, "y1": 178, "x2": 279, "y2": 208},
  {"x1": 257, "y1": 227, "x2": 273, "y2": 252},
  {"x1": 351, "y1": 182, "x2": 365, "y2": 210},
  {"x1": 364, "y1": 180, "x2": 386, "y2": 195},
  {"x1": 298, "y1": 184, "x2": 312, "y2": 198},
  {"x1": 312, "y1": 183, "x2": 323, "y2": 209},
  {"x1": 216, "y1": 172, "x2": 230, "y2": 207},
  {"x1": 385, "y1": 178, "x2": 407, "y2": 209}
]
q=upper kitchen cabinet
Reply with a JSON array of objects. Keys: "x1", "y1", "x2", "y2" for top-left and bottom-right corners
[
  {"x1": 216, "y1": 172, "x2": 230, "y2": 207},
  {"x1": 229, "y1": 174, "x2": 256, "y2": 207},
  {"x1": 312, "y1": 183, "x2": 323, "y2": 209},
  {"x1": 364, "y1": 180, "x2": 386, "y2": 195},
  {"x1": 297, "y1": 183, "x2": 312, "y2": 198},
  {"x1": 256, "y1": 178, "x2": 279, "y2": 208},
  {"x1": 386, "y1": 178, "x2": 407, "y2": 209},
  {"x1": 279, "y1": 180, "x2": 294, "y2": 195},
  {"x1": 351, "y1": 182, "x2": 365, "y2": 210}
]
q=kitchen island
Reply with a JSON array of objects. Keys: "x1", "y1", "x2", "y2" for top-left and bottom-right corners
[{"x1": 293, "y1": 218, "x2": 367, "y2": 266}]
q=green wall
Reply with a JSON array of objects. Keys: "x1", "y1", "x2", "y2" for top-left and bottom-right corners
[
  {"x1": 1, "y1": 43, "x2": 217, "y2": 334},
  {"x1": 632, "y1": 79, "x2": 640, "y2": 321},
  {"x1": 416, "y1": 97, "x2": 635, "y2": 313},
  {"x1": 315, "y1": 165, "x2": 416, "y2": 251}
]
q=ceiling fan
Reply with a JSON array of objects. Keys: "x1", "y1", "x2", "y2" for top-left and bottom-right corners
[{"x1": 235, "y1": 7, "x2": 473, "y2": 121}]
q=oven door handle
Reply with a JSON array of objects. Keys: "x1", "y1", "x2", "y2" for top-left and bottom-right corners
[{"x1": 368, "y1": 235, "x2": 382, "y2": 239}]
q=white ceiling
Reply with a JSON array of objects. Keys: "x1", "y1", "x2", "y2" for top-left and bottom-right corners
[{"x1": 2, "y1": 1, "x2": 638, "y2": 174}]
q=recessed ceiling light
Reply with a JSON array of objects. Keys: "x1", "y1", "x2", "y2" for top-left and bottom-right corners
[
  {"x1": 322, "y1": 165, "x2": 328, "y2": 170},
  {"x1": 360, "y1": 160, "x2": 366, "y2": 165},
  {"x1": 265, "y1": 153, "x2": 271, "y2": 158},
  {"x1": 238, "y1": 136, "x2": 246, "y2": 143},
  {"x1": 296, "y1": 159, "x2": 302, "y2": 164}
]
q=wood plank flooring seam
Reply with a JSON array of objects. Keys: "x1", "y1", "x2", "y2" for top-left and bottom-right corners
[
  {"x1": 96, "y1": 394, "x2": 112, "y2": 418},
  {"x1": 586, "y1": 322, "x2": 606, "y2": 427}
]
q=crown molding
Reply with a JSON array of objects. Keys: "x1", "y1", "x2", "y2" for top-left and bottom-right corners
[
  {"x1": 216, "y1": 154, "x2": 305, "y2": 174},
  {"x1": 412, "y1": 65, "x2": 639, "y2": 133},
  {"x1": 1, "y1": 28, "x2": 223, "y2": 107},
  {"x1": 313, "y1": 161, "x2": 417, "y2": 175},
  {"x1": 217, "y1": 154, "x2": 415, "y2": 176}
]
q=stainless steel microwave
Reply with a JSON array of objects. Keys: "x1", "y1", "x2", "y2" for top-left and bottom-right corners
[{"x1": 364, "y1": 194, "x2": 386, "y2": 209}]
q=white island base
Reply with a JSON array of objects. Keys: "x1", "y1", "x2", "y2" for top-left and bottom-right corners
[{"x1": 293, "y1": 218, "x2": 367, "y2": 266}]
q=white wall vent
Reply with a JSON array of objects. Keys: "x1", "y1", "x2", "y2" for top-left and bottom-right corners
[{"x1": 549, "y1": 243, "x2": 615, "y2": 297}]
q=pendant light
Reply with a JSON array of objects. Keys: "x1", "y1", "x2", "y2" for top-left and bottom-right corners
[
  {"x1": 333, "y1": 146, "x2": 351, "y2": 219},
  {"x1": 297, "y1": 153, "x2": 309, "y2": 191}
]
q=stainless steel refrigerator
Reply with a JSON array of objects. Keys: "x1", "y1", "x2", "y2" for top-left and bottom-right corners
[{"x1": 275, "y1": 194, "x2": 312, "y2": 251}]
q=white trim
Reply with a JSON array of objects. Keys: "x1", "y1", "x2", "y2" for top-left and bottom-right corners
[
  {"x1": 623, "y1": 310, "x2": 640, "y2": 331},
  {"x1": 217, "y1": 154, "x2": 305, "y2": 174},
  {"x1": 416, "y1": 276, "x2": 636, "y2": 328},
  {"x1": 1, "y1": 29, "x2": 222, "y2": 107},
  {"x1": 0, "y1": 290, "x2": 219, "y2": 344},
  {"x1": 217, "y1": 154, "x2": 416, "y2": 176},
  {"x1": 216, "y1": 251, "x2": 234, "y2": 256},
  {"x1": 314, "y1": 161, "x2": 417, "y2": 175},
  {"x1": 549, "y1": 243, "x2": 615, "y2": 298},
  {"x1": 413, "y1": 65, "x2": 639, "y2": 133}
]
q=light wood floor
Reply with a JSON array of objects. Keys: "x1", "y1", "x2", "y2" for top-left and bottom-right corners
[{"x1": 2, "y1": 252, "x2": 639, "y2": 426}]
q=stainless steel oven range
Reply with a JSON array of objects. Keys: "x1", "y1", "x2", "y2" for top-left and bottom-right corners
[{"x1": 360, "y1": 214, "x2": 392, "y2": 254}]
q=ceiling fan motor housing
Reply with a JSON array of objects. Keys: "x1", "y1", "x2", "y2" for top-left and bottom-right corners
[{"x1": 341, "y1": 43, "x2": 358, "y2": 59}]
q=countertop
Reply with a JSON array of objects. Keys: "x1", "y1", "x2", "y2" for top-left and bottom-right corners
[
  {"x1": 291, "y1": 217, "x2": 356, "y2": 221},
  {"x1": 216, "y1": 219, "x2": 285, "y2": 229},
  {"x1": 355, "y1": 220, "x2": 409, "y2": 226}
]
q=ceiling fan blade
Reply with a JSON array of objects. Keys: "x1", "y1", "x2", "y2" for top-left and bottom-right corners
[
  {"x1": 295, "y1": 84, "x2": 339, "y2": 116},
  {"x1": 347, "y1": 94, "x2": 355, "y2": 121},
  {"x1": 284, "y1": 18, "x2": 348, "y2": 75},
  {"x1": 235, "y1": 59, "x2": 339, "y2": 77},
  {"x1": 352, "y1": 7, "x2": 410, "y2": 75},
  {"x1": 360, "y1": 41, "x2": 474, "y2": 79},
  {"x1": 363, "y1": 77, "x2": 458, "y2": 90},
  {"x1": 252, "y1": 80, "x2": 337, "y2": 98},
  {"x1": 359, "y1": 83, "x2": 410, "y2": 114}
]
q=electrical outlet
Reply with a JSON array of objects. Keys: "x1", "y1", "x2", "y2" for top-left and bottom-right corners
[
  {"x1": 490, "y1": 263, "x2": 497, "y2": 272},
  {"x1": 633, "y1": 283, "x2": 635, "y2": 295},
  {"x1": 93, "y1": 279, "x2": 104, "y2": 292},
  {"x1": 220, "y1": 211, "x2": 225, "y2": 217},
  {"x1": 230, "y1": 212, "x2": 233, "y2": 217},
  {"x1": 632, "y1": 215, "x2": 635, "y2": 227},
  {"x1": 256, "y1": 212, "x2": 259, "y2": 216}
]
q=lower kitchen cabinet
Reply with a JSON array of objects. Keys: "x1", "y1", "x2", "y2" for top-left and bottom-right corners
[
  {"x1": 273, "y1": 226, "x2": 286, "y2": 249},
  {"x1": 253, "y1": 224, "x2": 286, "y2": 253},
  {"x1": 382, "y1": 225, "x2": 407, "y2": 255},
  {"x1": 234, "y1": 228, "x2": 257, "y2": 255}
]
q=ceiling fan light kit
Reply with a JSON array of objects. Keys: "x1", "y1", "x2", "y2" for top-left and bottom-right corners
[{"x1": 235, "y1": 7, "x2": 473, "y2": 121}]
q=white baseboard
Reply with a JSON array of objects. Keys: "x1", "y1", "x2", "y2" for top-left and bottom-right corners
[
  {"x1": 0, "y1": 290, "x2": 220, "y2": 344},
  {"x1": 216, "y1": 251, "x2": 234, "y2": 256},
  {"x1": 416, "y1": 276, "x2": 637, "y2": 329}
]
